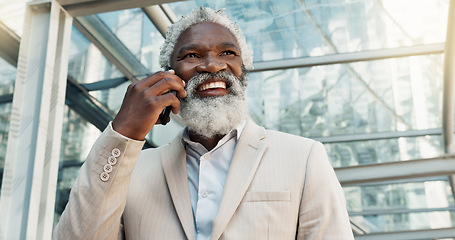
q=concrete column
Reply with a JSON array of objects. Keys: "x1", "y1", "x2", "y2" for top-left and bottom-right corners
[
  {"x1": 0, "y1": 1, "x2": 72, "y2": 239},
  {"x1": 443, "y1": 0, "x2": 455, "y2": 154}
]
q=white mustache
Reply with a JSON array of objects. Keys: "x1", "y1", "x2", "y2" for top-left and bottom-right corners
[{"x1": 184, "y1": 71, "x2": 245, "y2": 99}]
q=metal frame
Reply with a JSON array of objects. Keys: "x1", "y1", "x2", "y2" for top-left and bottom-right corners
[
  {"x1": 349, "y1": 206, "x2": 455, "y2": 216},
  {"x1": 442, "y1": 0, "x2": 455, "y2": 214},
  {"x1": 0, "y1": 94, "x2": 13, "y2": 104},
  {"x1": 142, "y1": 5, "x2": 172, "y2": 36},
  {"x1": 313, "y1": 128, "x2": 441, "y2": 144},
  {"x1": 251, "y1": 43, "x2": 445, "y2": 72},
  {"x1": 336, "y1": 155, "x2": 455, "y2": 186},
  {"x1": 80, "y1": 76, "x2": 128, "y2": 91},
  {"x1": 342, "y1": 175, "x2": 449, "y2": 187},
  {"x1": 0, "y1": 22, "x2": 20, "y2": 67},
  {"x1": 443, "y1": 0, "x2": 455, "y2": 154},
  {"x1": 56, "y1": 0, "x2": 181, "y2": 17},
  {"x1": 354, "y1": 227, "x2": 455, "y2": 240}
]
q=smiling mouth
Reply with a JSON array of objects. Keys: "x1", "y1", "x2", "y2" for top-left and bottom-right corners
[{"x1": 197, "y1": 81, "x2": 227, "y2": 92}]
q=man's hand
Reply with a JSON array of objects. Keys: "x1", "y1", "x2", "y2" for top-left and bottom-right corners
[{"x1": 112, "y1": 70, "x2": 186, "y2": 140}]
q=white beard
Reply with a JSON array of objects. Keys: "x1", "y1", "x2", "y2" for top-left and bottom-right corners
[{"x1": 179, "y1": 71, "x2": 248, "y2": 139}]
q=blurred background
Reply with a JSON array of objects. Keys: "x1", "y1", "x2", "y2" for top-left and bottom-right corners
[{"x1": 0, "y1": 0, "x2": 454, "y2": 239}]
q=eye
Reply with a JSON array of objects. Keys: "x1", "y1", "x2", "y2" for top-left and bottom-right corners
[
  {"x1": 220, "y1": 50, "x2": 237, "y2": 56},
  {"x1": 182, "y1": 53, "x2": 199, "y2": 59}
]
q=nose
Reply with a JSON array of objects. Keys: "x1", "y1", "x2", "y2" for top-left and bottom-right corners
[{"x1": 196, "y1": 54, "x2": 227, "y2": 73}]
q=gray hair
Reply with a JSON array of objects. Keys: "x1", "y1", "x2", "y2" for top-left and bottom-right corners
[{"x1": 159, "y1": 7, "x2": 253, "y2": 70}]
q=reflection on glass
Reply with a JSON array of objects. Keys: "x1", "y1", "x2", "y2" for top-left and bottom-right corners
[
  {"x1": 0, "y1": 103, "x2": 12, "y2": 196},
  {"x1": 0, "y1": 56, "x2": 15, "y2": 196},
  {"x1": 351, "y1": 211, "x2": 455, "y2": 233},
  {"x1": 169, "y1": 0, "x2": 448, "y2": 62},
  {"x1": 68, "y1": 26, "x2": 124, "y2": 84},
  {"x1": 54, "y1": 105, "x2": 101, "y2": 226},
  {"x1": 247, "y1": 54, "x2": 443, "y2": 138},
  {"x1": 0, "y1": 0, "x2": 33, "y2": 36},
  {"x1": 97, "y1": 9, "x2": 165, "y2": 71},
  {"x1": 90, "y1": 81, "x2": 130, "y2": 114},
  {"x1": 0, "y1": 57, "x2": 16, "y2": 95},
  {"x1": 345, "y1": 179, "x2": 455, "y2": 233},
  {"x1": 325, "y1": 135, "x2": 443, "y2": 167}
]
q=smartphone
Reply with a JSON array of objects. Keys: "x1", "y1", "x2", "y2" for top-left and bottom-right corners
[{"x1": 159, "y1": 90, "x2": 176, "y2": 125}]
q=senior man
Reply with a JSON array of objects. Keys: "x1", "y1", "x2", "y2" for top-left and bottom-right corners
[{"x1": 54, "y1": 7, "x2": 354, "y2": 240}]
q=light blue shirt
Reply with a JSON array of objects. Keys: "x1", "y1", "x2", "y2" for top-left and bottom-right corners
[{"x1": 181, "y1": 122, "x2": 246, "y2": 240}]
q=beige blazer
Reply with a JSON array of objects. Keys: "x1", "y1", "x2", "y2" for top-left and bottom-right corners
[{"x1": 53, "y1": 121, "x2": 353, "y2": 240}]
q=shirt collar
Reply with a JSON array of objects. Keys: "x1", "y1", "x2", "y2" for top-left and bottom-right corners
[{"x1": 180, "y1": 120, "x2": 247, "y2": 149}]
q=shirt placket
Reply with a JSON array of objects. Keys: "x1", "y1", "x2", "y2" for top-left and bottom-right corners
[{"x1": 195, "y1": 152, "x2": 216, "y2": 240}]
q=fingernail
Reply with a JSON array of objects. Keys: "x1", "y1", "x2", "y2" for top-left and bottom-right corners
[
  {"x1": 182, "y1": 80, "x2": 186, "y2": 87},
  {"x1": 168, "y1": 69, "x2": 175, "y2": 74}
]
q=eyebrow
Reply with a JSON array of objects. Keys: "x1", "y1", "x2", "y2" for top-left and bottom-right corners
[{"x1": 175, "y1": 42, "x2": 240, "y2": 56}]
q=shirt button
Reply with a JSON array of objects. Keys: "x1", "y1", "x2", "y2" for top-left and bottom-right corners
[
  {"x1": 103, "y1": 164, "x2": 113, "y2": 173},
  {"x1": 111, "y1": 148, "x2": 121, "y2": 157},
  {"x1": 100, "y1": 172, "x2": 110, "y2": 182},
  {"x1": 108, "y1": 156, "x2": 117, "y2": 166},
  {"x1": 201, "y1": 191, "x2": 208, "y2": 198},
  {"x1": 204, "y1": 153, "x2": 211, "y2": 160}
]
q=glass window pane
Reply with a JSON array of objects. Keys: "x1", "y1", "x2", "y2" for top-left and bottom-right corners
[
  {"x1": 0, "y1": 57, "x2": 16, "y2": 95},
  {"x1": 345, "y1": 179, "x2": 455, "y2": 233},
  {"x1": 0, "y1": 102, "x2": 12, "y2": 196},
  {"x1": 0, "y1": 0, "x2": 33, "y2": 36},
  {"x1": 326, "y1": 135, "x2": 443, "y2": 167},
  {"x1": 68, "y1": 26, "x2": 124, "y2": 84},
  {"x1": 247, "y1": 54, "x2": 443, "y2": 137},
  {"x1": 90, "y1": 81, "x2": 130, "y2": 114},
  {"x1": 169, "y1": 0, "x2": 448, "y2": 62},
  {"x1": 0, "y1": 56, "x2": 15, "y2": 197},
  {"x1": 352, "y1": 211, "x2": 455, "y2": 233},
  {"x1": 54, "y1": 105, "x2": 101, "y2": 226},
  {"x1": 97, "y1": 9, "x2": 165, "y2": 71}
]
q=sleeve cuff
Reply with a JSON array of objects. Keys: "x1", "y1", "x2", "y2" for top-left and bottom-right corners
[{"x1": 107, "y1": 121, "x2": 146, "y2": 144}]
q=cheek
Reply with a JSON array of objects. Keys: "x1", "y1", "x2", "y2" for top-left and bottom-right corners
[
  {"x1": 228, "y1": 59, "x2": 244, "y2": 78},
  {"x1": 174, "y1": 64, "x2": 197, "y2": 82}
]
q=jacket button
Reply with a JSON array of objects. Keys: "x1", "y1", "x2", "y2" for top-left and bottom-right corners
[
  {"x1": 108, "y1": 156, "x2": 117, "y2": 166},
  {"x1": 100, "y1": 172, "x2": 110, "y2": 182},
  {"x1": 111, "y1": 148, "x2": 121, "y2": 157},
  {"x1": 103, "y1": 164, "x2": 113, "y2": 173}
]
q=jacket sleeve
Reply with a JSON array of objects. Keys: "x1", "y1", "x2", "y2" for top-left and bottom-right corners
[
  {"x1": 53, "y1": 122, "x2": 145, "y2": 240},
  {"x1": 296, "y1": 141, "x2": 354, "y2": 239}
]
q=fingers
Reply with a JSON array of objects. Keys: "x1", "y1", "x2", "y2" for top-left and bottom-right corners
[
  {"x1": 158, "y1": 91, "x2": 182, "y2": 113},
  {"x1": 112, "y1": 70, "x2": 186, "y2": 139},
  {"x1": 153, "y1": 91, "x2": 181, "y2": 125},
  {"x1": 133, "y1": 70, "x2": 186, "y2": 98}
]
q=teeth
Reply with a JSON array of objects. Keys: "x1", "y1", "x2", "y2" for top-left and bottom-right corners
[{"x1": 199, "y1": 81, "x2": 226, "y2": 91}]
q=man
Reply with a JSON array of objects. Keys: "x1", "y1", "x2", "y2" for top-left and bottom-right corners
[{"x1": 54, "y1": 7, "x2": 354, "y2": 240}]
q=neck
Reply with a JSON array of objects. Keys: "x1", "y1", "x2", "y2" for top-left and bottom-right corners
[{"x1": 189, "y1": 132, "x2": 224, "y2": 151}]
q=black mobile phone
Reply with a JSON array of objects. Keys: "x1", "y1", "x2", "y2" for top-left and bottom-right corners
[{"x1": 159, "y1": 90, "x2": 176, "y2": 125}]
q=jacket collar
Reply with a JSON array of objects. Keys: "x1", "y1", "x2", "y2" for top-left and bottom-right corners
[
  {"x1": 161, "y1": 134, "x2": 196, "y2": 240},
  {"x1": 211, "y1": 121, "x2": 267, "y2": 240},
  {"x1": 161, "y1": 120, "x2": 268, "y2": 240}
]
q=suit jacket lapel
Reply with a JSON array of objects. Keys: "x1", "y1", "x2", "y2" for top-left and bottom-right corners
[
  {"x1": 211, "y1": 121, "x2": 268, "y2": 240},
  {"x1": 161, "y1": 135, "x2": 196, "y2": 240}
]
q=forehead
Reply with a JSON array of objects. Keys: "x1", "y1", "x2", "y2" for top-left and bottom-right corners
[{"x1": 172, "y1": 22, "x2": 240, "y2": 54}]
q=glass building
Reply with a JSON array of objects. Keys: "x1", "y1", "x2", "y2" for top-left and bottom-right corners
[{"x1": 0, "y1": 0, "x2": 454, "y2": 239}]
